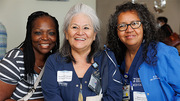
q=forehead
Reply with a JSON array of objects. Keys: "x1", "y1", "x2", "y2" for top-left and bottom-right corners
[
  {"x1": 32, "y1": 16, "x2": 55, "y2": 26},
  {"x1": 70, "y1": 13, "x2": 92, "y2": 25},
  {"x1": 117, "y1": 10, "x2": 140, "y2": 23}
]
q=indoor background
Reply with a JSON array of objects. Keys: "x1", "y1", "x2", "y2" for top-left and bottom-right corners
[{"x1": 0, "y1": 0, "x2": 179, "y2": 51}]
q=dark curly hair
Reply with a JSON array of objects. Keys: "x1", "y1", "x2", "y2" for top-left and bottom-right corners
[
  {"x1": 107, "y1": 2, "x2": 162, "y2": 66},
  {"x1": 18, "y1": 11, "x2": 60, "y2": 77}
]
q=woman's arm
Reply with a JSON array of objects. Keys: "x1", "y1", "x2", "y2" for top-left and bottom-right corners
[
  {"x1": 0, "y1": 49, "x2": 22, "y2": 101},
  {"x1": 0, "y1": 81, "x2": 16, "y2": 101},
  {"x1": 101, "y1": 51, "x2": 123, "y2": 101},
  {"x1": 157, "y1": 43, "x2": 180, "y2": 100},
  {"x1": 164, "y1": 48, "x2": 180, "y2": 100}
]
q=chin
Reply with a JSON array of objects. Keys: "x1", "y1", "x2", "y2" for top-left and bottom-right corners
[{"x1": 40, "y1": 49, "x2": 51, "y2": 54}]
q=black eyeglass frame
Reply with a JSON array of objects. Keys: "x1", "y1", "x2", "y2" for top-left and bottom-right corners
[{"x1": 116, "y1": 21, "x2": 142, "y2": 31}]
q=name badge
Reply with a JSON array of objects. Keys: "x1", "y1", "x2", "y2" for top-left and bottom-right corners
[
  {"x1": 133, "y1": 91, "x2": 147, "y2": 101},
  {"x1": 88, "y1": 73, "x2": 101, "y2": 95},
  {"x1": 86, "y1": 94, "x2": 103, "y2": 101},
  {"x1": 123, "y1": 85, "x2": 130, "y2": 100},
  {"x1": 57, "y1": 71, "x2": 72, "y2": 82}
]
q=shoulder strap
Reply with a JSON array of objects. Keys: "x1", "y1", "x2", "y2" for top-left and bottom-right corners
[
  {"x1": 34, "y1": 66, "x2": 45, "y2": 89},
  {"x1": 18, "y1": 67, "x2": 45, "y2": 101}
]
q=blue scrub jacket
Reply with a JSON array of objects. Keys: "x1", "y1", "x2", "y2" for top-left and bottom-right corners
[
  {"x1": 42, "y1": 50, "x2": 123, "y2": 101},
  {"x1": 139, "y1": 42, "x2": 180, "y2": 101}
]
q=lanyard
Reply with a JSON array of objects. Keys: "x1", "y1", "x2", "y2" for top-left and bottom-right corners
[{"x1": 122, "y1": 44, "x2": 144, "y2": 85}]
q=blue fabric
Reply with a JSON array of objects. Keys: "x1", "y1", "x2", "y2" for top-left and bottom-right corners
[
  {"x1": 120, "y1": 44, "x2": 144, "y2": 101},
  {"x1": 42, "y1": 50, "x2": 123, "y2": 101},
  {"x1": 0, "y1": 22, "x2": 7, "y2": 60},
  {"x1": 139, "y1": 42, "x2": 180, "y2": 101}
]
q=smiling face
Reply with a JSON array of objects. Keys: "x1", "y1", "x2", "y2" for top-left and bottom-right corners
[
  {"x1": 117, "y1": 10, "x2": 143, "y2": 49},
  {"x1": 31, "y1": 16, "x2": 57, "y2": 55},
  {"x1": 65, "y1": 13, "x2": 96, "y2": 53}
]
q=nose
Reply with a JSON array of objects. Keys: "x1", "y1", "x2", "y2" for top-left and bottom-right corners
[
  {"x1": 41, "y1": 33, "x2": 48, "y2": 40},
  {"x1": 126, "y1": 24, "x2": 134, "y2": 32},
  {"x1": 77, "y1": 28, "x2": 84, "y2": 35}
]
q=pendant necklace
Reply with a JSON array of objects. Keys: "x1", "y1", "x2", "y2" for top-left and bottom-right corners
[{"x1": 35, "y1": 63, "x2": 42, "y2": 71}]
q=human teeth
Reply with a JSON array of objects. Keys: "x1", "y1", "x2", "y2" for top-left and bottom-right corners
[
  {"x1": 41, "y1": 44, "x2": 49, "y2": 46},
  {"x1": 126, "y1": 35, "x2": 134, "y2": 38},
  {"x1": 75, "y1": 38, "x2": 85, "y2": 41},
  {"x1": 127, "y1": 36, "x2": 133, "y2": 38}
]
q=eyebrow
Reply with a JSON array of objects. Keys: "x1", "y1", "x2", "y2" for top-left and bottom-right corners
[
  {"x1": 32, "y1": 28, "x2": 56, "y2": 31},
  {"x1": 118, "y1": 20, "x2": 141, "y2": 24},
  {"x1": 70, "y1": 23, "x2": 92, "y2": 27}
]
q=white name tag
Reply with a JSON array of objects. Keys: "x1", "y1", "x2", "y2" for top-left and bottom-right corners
[
  {"x1": 86, "y1": 94, "x2": 103, "y2": 101},
  {"x1": 57, "y1": 71, "x2": 72, "y2": 82},
  {"x1": 133, "y1": 91, "x2": 147, "y2": 101}
]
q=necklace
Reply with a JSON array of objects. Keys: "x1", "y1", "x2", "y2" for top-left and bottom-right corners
[{"x1": 35, "y1": 63, "x2": 42, "y2": 71}]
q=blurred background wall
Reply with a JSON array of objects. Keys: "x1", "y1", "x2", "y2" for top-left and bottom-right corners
[
  {"x1": 0, "y1": 0, "x2": 179, "y2": 51},
  {"x1": 0, "y1": 0, "x2": 96, "y2": 51}
]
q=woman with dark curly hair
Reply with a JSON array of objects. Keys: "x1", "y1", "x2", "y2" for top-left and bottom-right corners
[
  {"x1": 107, "y1": 2, "x2": 180, "y2": 101},
  {"x1": 0, "y1": 11, "x2": 60, "y2": 101}
]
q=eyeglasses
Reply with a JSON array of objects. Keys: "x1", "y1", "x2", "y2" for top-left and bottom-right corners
[{"x1": 116, "y1": 21, "x2": 141, "y2": 31}]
